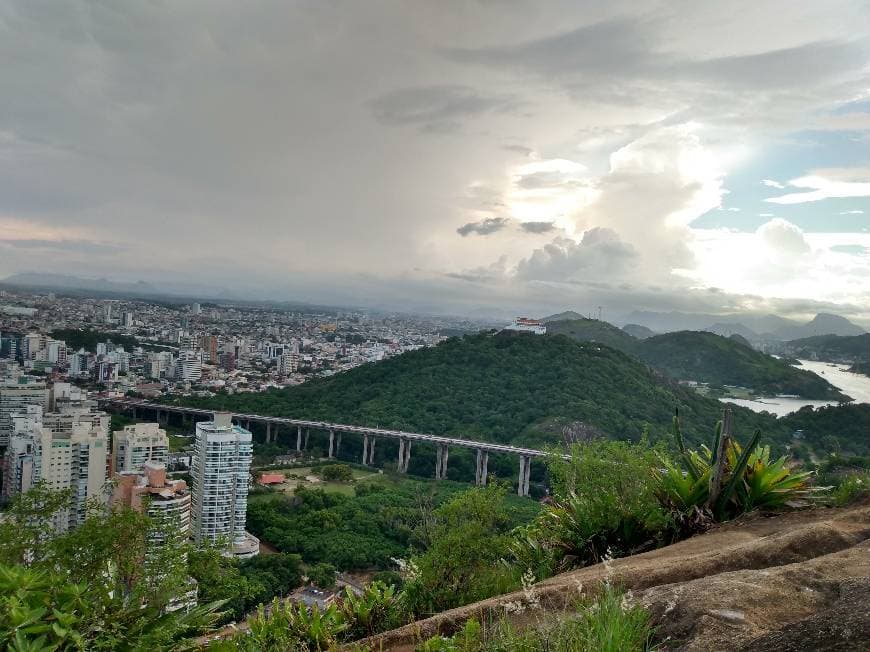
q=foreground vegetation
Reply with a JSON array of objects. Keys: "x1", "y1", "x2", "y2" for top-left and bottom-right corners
[{"x1": 4, "y1": 406, "x2": 863, "y2": 650}]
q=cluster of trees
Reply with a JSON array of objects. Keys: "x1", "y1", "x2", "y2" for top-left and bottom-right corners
[
  {"x1": 0, "y1": 484, "x2": 306, "y2": 649},
  {"x1": 246, "y1": 480, "x2": 540, "y2": 572},
  {"x1": 49, "y1": 328, "x2": 139, "y2": 352}
]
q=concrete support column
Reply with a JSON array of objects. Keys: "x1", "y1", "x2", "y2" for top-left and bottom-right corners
[
  {"x1": 435, "y1": 445, "x2": 449, "y2": 480},
  {"x1": 245, "y1": 420, "x2": 251, "y2": 431},
  {"x1": 328, "y1": 429, "x2": 335, "y2": 459},
  {"x1": 304, "y1": 429, "x2": 310, "y2": 450},
  {"x1": 266, "y1": 422, "x2": 272, "y2": 443},
  {"x1": 475, "y1": 449, "x2": 489, "y2": 486},
  {"x1": 336, "y1": 432, "x2": 342, "y2": 455},
  {"x1": 397, "y1": 438, "x2": 405, "y2": 472},
  {"x1": 397, "y1": 438, "x2": 411, "y2": 473},
  {"x1": 368, "y1": 437, "x2": 376, "y2": 465},
  {"x1": 362, "y1": 435, "x2": 369, "y2": 465},
  {"x1": 517, "y1": 456, "x2": 531, "y2": 497},
  {"x1": 296, "y1": 426, "x2": 303, "y2": 452}
]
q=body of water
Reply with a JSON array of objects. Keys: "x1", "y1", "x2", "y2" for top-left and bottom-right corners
[{"x1": 720, "y1": 359, "x2": 870, "y2": 417}]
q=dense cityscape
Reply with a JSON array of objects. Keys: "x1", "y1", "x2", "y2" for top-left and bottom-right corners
[{"x1": 3, "y1": 1, "x2": 870, "y2": 649}]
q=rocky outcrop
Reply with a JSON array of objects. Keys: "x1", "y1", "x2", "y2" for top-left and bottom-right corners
[{"x1": 359, "y1": 501, "x2": 870, "y2": 651}]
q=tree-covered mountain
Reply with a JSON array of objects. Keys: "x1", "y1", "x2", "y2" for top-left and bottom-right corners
[
  {"x1": 622, "y1": 323, "x2": 656, "y2": 339},
  {"x1": 787, "y1": 333, "x2": 870, "y2": 364},
  {"x1": 173, "y1": 331, "x2": 780, "y2": 450},
  {"x1": 544, "y1": 318, "x2": 642, "y2": 354},
  {"x1": 636, "y1": 331, "x2": 848, "y2": 401},
  {"x1": 782, "y1": 403, "x2": 870, "y2": 457},
  {"x1": 542, "y1": 320, "x2": 845, "y2": 400}
]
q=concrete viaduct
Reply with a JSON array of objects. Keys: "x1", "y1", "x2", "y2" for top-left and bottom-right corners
[{"x1": 99, "y1": 398, "x2": 552, "y2": 496}]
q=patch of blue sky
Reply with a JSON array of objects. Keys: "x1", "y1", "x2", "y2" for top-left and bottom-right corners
[{"x1": 695, "y1": 129, "x2": 870, "y2": 232}]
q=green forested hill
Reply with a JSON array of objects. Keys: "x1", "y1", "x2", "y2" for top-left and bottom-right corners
[
  {"x1": 782, "y1": 403, "x2": 870, "y2": 456},
  {"x1": 544, "y1": 318, "x2": 642, "y2": 354},
  {"x1": 176, "y1": 332, "x2": 780, "y2": 449},
  {"x1": 546, "y1": 321, "x2": 845, "y2": 400},
  {"x1": 788, "y1": 333, "x2": 870, "y2": 363},
  {"x1": 636, "y1": 331, "x2": 847, "y2": 400}
]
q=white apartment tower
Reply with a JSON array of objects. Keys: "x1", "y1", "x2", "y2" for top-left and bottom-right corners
[
  {"x1": 113, "y1": 423, "x2": 170, "y2": 474},
  {"x1": 190, "y1": 412, "x2": 258, "y2": 558},
  {"x1": 0, "y1": 381, "x2": 50, "y2": 447}
]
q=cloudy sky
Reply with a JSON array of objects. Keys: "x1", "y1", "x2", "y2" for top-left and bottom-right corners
[{"x1": 1, "y1": 1, "x2": 869, "y2": 321}]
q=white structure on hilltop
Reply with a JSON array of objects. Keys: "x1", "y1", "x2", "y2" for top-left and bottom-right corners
[
  {"x1": 190, "y1": 412, "x2": 258, "y2": 558},
  {"x1": 505, "y1": 317, "x2": 547, "y2": 335},
  {"x1": 113, "y1": 422, "x2": 170, "y2": 474}
]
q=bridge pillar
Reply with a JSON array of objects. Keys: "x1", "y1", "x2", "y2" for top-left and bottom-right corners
[
  {"x1": 368, "y1": 436, "x2": 376, "y2": 465},
  {"x1": 266, "y1": 422, "x2": 272, "y2": 443},
  {"x1": 245, "y1": 420, "x2": 251, "y2": 431},
  {"x1": 336, "y1": 432, "x2": 342, "y2": 455},
  {"x1": 362, "y1": 435, "x2": 369, "y2": 465},
  {"x1": 328, "y1": 429, "x2": 335, "y2": 459},
  {"x1": 304, "y1": 428, "x2": 310, "y2": 450},
  {"x1": 435, "y1": 445, "x2": 449, "y2": 480},
  {"x1": 397, "y1": 438, "x2": 411, "y2": 473},
  {"x1": 517, "y1": 456, "x2": 531, "y2": 497},
  {"x1": 296, "y1": 426, "x2": 303, "y2": 452},
  {"x1": 475, "y1": 450, "x2": 489, "y2": 486}
]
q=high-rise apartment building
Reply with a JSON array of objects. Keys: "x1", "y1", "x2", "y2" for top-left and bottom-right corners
[
  {"x1": 1, "y1": 405, "x2": 45, "y2": 498},
  {"x1": 176, "y1": 353, "x2": 202, "y2": 382},
  {"x1": 113, "y1": 423, "x2": 169, "y2": 474},
  {"x1": 198, "y1": 335, "x2": 218, "y2": 365},
  {"x1": 112, "y1": 461, "x2": 197, "y2": 611},
  {"x1": 190, "y1": 412, "x2": 258, "y2": 558},
  {"x1": 0, "y1": 380, "x2": 50, "y2": 447}
]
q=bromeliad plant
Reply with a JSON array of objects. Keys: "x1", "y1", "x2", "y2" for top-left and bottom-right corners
[{"x1": 656, "y1": 409, "x2": 816, "y2": 526}]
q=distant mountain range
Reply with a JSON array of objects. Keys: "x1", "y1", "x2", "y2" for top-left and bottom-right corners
[
  {"x1": 621, "y1": 310, "x2": 866, "y2": 341},
  {"x1": 0, "y1": 272, "x2": 240, "y2": 301}
]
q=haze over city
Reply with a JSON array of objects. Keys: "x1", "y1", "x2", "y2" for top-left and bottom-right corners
[{"x1": 1, "y1": 1, "x2": 869, "y2": 321}]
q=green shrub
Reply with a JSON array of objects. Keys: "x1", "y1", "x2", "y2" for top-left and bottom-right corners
[
  {"x1": 513, "y1": 440, "x2": 671, "y2": 574},
  {"x1": 656, "y1": 411, "x2": 817, "y2": 524},
  {"x1": 339, "y1": 580, "x2": 406, "y2": 641},
  {"x1": 321, "y1": 464, "x2": 355, "y2": 482},
  {"x1": 415, "y1": 584, "x2": 653, "y2": 652},
  {"x1": 402, "y1": 484, "x2": 523, "y2": 617},
  {"x1": 308, "y1": 562, "x2": 337, "y2": 589},
  {"x1": 229, "y1": 599, "x2": 346, "y2": 651},
  {"x1": 830, "y1": 473, "x2": 870, "y2": 506}
]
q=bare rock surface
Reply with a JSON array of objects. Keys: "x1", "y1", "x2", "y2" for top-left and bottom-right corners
[{"x1": 357, "y1": 501, "x2": 870, "y2": 651}]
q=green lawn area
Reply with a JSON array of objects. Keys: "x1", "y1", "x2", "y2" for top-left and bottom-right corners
[{"x1": 258, "y1": 464, "x2": 384, "y2": 497}]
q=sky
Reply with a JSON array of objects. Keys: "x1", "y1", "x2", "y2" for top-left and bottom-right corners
[{"x1": 1, "y1": 1, "x2": 869, "y2": 322}]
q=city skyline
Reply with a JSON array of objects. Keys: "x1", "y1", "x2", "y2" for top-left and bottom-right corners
[{"x1": 1, "y1": 2, "x2": 869, "y2": 321}]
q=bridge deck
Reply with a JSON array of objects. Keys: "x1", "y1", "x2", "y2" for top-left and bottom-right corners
[{"x1": 100, "y1": 398, "x2": 556, "y2": 459}]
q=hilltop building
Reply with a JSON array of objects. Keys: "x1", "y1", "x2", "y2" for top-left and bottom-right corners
[{"x1": 505, "y1": 317, "x2": 547, "y2": 335}]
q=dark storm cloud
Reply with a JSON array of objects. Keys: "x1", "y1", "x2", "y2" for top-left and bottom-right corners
[
  {"x1": 456, "y1": 217, "x2": 510, "y2": 237},
  {"x1": 519, "y1": 221, "x2": 556, "y2": 234}
]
